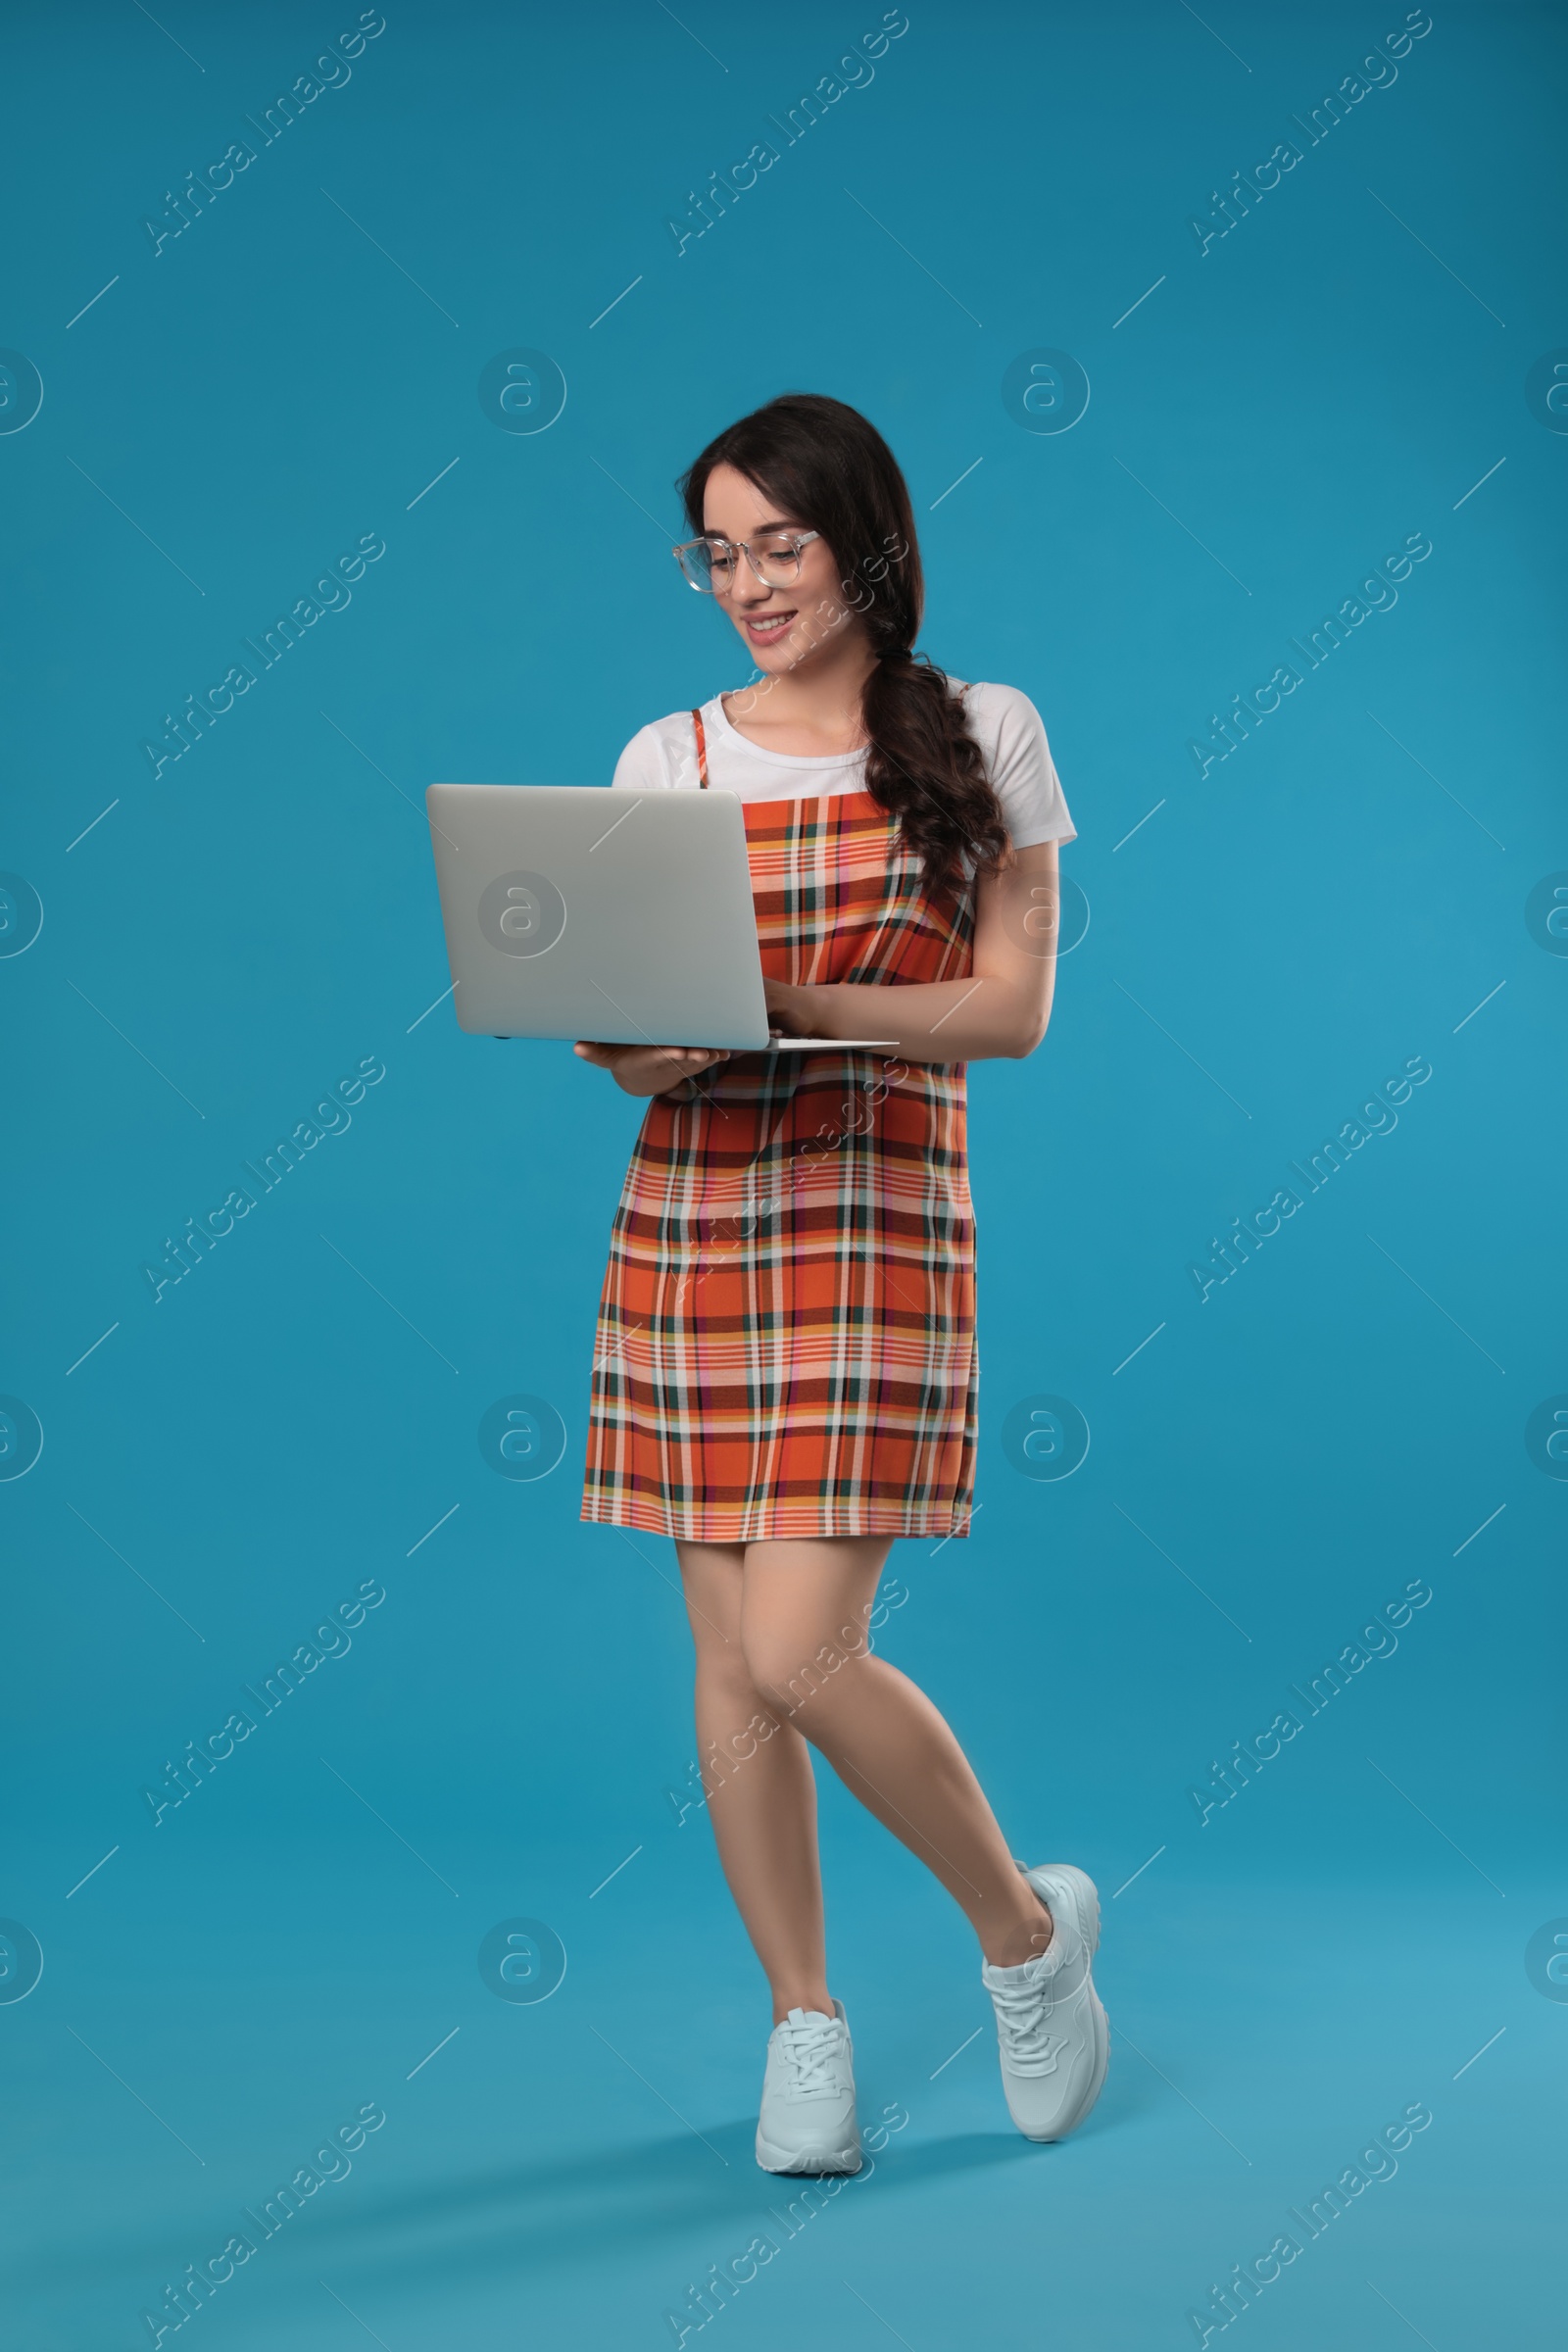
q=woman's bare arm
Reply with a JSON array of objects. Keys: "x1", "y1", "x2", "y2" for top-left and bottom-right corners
[
  {"x1": 573, "y1": 844, "x2": 1063, "y2": 1087},
  {"x1": 764, "y1": 841, "x2": 1061, "y2": 1063}
]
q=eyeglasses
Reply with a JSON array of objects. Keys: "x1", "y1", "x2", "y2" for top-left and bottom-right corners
[{"x1": 672, "y1": 530, "x2": 821, "y2": 595}]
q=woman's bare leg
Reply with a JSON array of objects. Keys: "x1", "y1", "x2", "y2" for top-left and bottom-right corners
[
  {"x1": 737, "y1": 1535, "x2": 1054, "y2": 1969},
  {"x1": 675, "y1": 1540, "x2": 834, "y2": 2022}
]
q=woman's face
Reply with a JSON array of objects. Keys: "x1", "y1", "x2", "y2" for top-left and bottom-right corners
[{"x1": 700, "y1": 462, "x2": 863, "y2": 676}]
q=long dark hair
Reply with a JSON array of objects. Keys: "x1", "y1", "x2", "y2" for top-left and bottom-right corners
[{"x1": 677, "y1": 392, "x2": 1009, "y2": 898}]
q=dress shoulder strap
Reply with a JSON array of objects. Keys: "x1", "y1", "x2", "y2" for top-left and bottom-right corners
[{"x1": 691, "y1": 706, "x2": 709, "y2": 787}]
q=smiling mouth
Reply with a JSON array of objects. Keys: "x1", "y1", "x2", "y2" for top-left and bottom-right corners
[{"x1": 743, "y1": 608, "x2": 797, "y2": 639}]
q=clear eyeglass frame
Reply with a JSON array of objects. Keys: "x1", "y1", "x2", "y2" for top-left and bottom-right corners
[{"x1": 672, "y1": 529, "x2": 821, "y2": 595}]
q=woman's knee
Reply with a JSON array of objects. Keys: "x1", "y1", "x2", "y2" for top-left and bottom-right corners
[
  {"x1": 694, "y1": 1639, "x2": 771, "y2": 1720},
  {"x1": 738, "y1": 1615, "x2": 871, "y2": 1715}
]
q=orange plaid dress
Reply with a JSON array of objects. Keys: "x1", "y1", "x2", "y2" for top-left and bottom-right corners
[{"x1": 581, "y1": 720, "x2": 977, "y2": 1542}]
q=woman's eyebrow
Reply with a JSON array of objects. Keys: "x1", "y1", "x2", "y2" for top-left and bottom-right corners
[{"x1": 703, "y1": 518, "x2": 802, "y2": 536}]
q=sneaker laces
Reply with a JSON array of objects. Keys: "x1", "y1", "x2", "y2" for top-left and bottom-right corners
[
  {"x1": 988, "y1": 1959, "x2": 1068, "y2": 2076},
  {"x1": 776, "y1": 2011, "x2": 844, "y2": 2094}
]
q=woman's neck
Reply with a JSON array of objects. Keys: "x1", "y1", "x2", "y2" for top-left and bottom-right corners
[{"x1": 723, "y1": 627, "x2": 879, "y2": 755}]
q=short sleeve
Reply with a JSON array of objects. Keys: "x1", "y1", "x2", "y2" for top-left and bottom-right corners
[
  {"x1": 967, "y1": 682, "x2": 1076, "y2": 850},
  {"x1": 611, "y1": 721, "x2": 680, "y2": 792}
]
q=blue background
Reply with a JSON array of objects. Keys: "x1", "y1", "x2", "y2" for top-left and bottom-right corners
[{"x1": 2, "y1": 2, "x2": 1563, "y2": 2345}]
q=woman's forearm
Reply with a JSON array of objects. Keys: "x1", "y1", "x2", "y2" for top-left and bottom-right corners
[{"x1": 772, "y1": 976, "x2": 1051, "y2": 1062}]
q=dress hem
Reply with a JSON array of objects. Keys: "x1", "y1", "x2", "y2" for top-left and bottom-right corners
[{"x1": 579, "y1": 1501, "x2": 973, "y2": 1542}]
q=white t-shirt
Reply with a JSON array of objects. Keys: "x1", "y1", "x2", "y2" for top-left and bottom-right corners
[{"x1": 611, "y1": 679, "x2": 1076, "y2": 852}]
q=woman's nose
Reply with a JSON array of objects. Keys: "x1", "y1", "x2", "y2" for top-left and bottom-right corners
[{"x1": 730, "y1": 549, "x2": 774, "y2": 605}]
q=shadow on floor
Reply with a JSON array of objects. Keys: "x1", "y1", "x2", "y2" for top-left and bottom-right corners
[{"x1": 8, "y1": 2106, "x2": 1093, "y2": 2329}]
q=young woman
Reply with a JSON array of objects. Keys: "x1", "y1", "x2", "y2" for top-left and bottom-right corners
[{"x1": 576, "y1": 393, "x2": 1105, "y2": 2173}]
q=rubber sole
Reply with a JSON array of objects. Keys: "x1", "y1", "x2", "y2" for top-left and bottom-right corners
[{"x1": 755, "y1": 2133, "x2": 862, "y2": 2175}]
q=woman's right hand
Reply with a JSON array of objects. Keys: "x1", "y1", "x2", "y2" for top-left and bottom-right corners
[{"x1": 573, "y1": 1041, "x2": 730, "y2": 1098}]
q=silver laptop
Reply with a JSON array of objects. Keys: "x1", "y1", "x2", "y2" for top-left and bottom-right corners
[{"x1": 424, "y1": 784, "x2": 899, "y2": 1051}]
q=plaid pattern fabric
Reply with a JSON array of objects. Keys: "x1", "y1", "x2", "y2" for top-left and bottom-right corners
[{"x1": 580, "y1": 789, "x2": 977, "y2": 1541}]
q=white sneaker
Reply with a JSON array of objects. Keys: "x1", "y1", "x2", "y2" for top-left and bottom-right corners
[
  {"x1": 755, "y1": 1999, "x2": 861, "y2": 2175},
  {"x1": 981, "y1": 1862, "x2": 1109, "y2": 2142}
]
